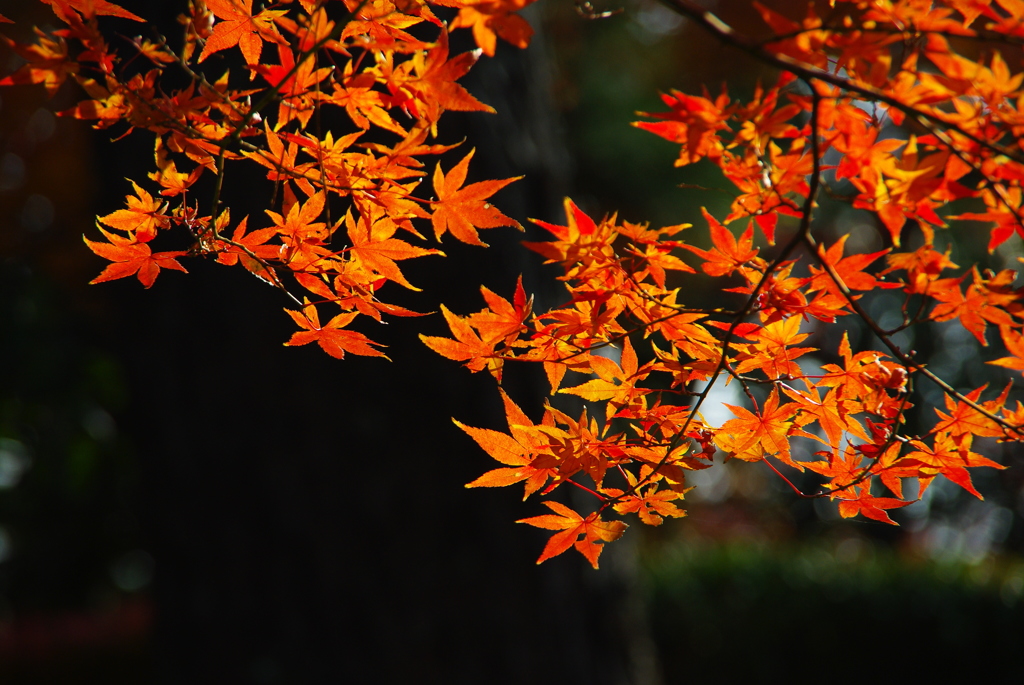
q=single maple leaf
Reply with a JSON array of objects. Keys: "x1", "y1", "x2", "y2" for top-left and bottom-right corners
[
  {"x1": 608, "y1": 487, "x2": 686, "y2": 526},
  {"x1": 603, "y1": 470, "x2": 687, "y2": 526},
  {"x1": 41, "y1": 0, "x2": 143, "y2": 22},
  {"x1": 517, "y1": 500, "x2": 626, "y2": 569},
  {"x1": 632, "y1": 242, "x2": 696, "y2": 285},
  {"x1": 526, "y1": 197, "x2": 619, "y2": 277},
  {"x1": 932, "y1": 384, "x2": 1008, "y2": 438},
  {"x1": 990, "y1": 325, "x2": 1024, "y2": 371},
  {"x1": 402, "y1": 29, "x2": 495, "y2": 124},
  {"x1": 633, "y1": 88, "x2": 732, "y2": 167},
  {"x1": 905, "y1": 432, "x2": 1003, "y2": 499},
  {"x1": 455, "y1": 388, "x2": 562, "y2": 497},
  {"x1": 284, "y1": 302, "x2": 388, "y2": 359},
  {"x1": 717, "y1": 388, "x2": 800, "y2": 467},
  {"x1": 199, "y1": 0, "x2": 287, "y2": 65},
  {"x1": 0, "y1": 29, "x2": 76, "y2": 97},
  {"x1": 148, "y1": 161, "x2": 203, "y2": 197},
  {"x1": 130, "y1": 37, "x2": 177, "y2": 65},
  {"x1": 264, "y1": 191, "x2": 333, "y2": 268},
  {"x1": 807, "y1": 234, "x2": 897, "y2": 297},
  {"x1": 835, "y1": 483, "x2": 913, "y2": 524},
  {"x1": 450, "y1": 0, "x2": 537, "y2": 57},
  {"x1": 329, "y1": 63, "x2": 407, "y2": 135},
  {"x1": 346, "y1": 210, "x2": 443, "y2": 291},
  {"x1": 458, "y1": 389, "x2": 561, "y2": 498},
  {"x1": 559, "y1": 338, "x2": 650, "y2": 409},
  {"x1": 682, "y1": 207, "x2": 758, "y2": 277},
  {"x1": 883, "y1": 244, "x2": 957, "y2": 295},
  {"x1": 456, "y1": 417, "x2": 534, "y2": 487},
  {"x1": 467, "y1": 276, "x2": 532, "y2": 346},
  {"x1": 420, "y1": 305, "x2": 503, "y2": 378},
  {"x1": 84, "y1": 228, "x2": 186, "y2": 288},
  {"x1": 785, "y1": 385, "x2": 861, "y2": 448},
  {"x1": 930, "y1": 268, "x2": 1019, "y2": 345},
  {"x1": 430, "y1": 148, "x2": 521, "y2": 245},
  {"x1": 98, "y1": 181, "x2": 169, "y2": 242},
  {"x1": 801, "y1": 445, "x2": 867, "y2": 491},
  {"x1": 733, "y1": 316, "x2": 816, "y2": 379}
]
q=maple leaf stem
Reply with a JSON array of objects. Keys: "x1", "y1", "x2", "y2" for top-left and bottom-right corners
[
  {"x1": 210, "y1": 234, "x2": 303, "y2": 306},
  {"x1": 562, "y1": 478, "x2": 609, "y2": 501},
  {"x1": 312, "y1": 67, "x2": 331, "y2": 230},
  {"x1": 798, "y1": 84, "x2": 822, "y2": 243},
  {"x1": 762, "y1": 457, "x2": 818, "y2": 499},
  {"x1": 210, "y1": 146, "x2": 227, "y2": 219}
]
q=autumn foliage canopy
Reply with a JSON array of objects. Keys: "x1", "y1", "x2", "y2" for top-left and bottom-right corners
[{"x1": 4, "y1": 0, "x2": 1024, "y2": 568}]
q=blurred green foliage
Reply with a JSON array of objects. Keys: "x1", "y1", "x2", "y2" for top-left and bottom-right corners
[
  {"x1": 0, "y1": 261, "x2": 146, "y2": 613},
  {"x1": 644, "y1": 538, "x2": 1024, "y2": 682}
]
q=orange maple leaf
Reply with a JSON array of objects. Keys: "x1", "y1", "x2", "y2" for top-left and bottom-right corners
[
  {"x1": 430, "y1": 149, "x2": 521, "y2": 245},
  {"x1": 456, "y1": 419, "x2": 534, "y2": 486},
  {"x1": 97, "y1": 181, "x2": 169, "y2": 242},
  {"x1": 389, "y1": 29, "x2": 495, "y2": 128},
  {"x1": 602, "y1": 469, "x2": 687, "y2": 526},
  {"x1": 733, "y1": 316, "x2": 816, "y2": 380},
  {"x1": 459, "y1": 389, "x2": 561, "y2": 498},
  {"x1": 450, "y1": 0, "x2": 537, "y2": 57},
  {"x1": 419, "y1": 305, "x2": 503, "y2": 378},
  {"x1": 200, "y1": 0, "x2": 286, "y2": 65},
  {"x1": 559, "y1": 338, "x2": 650, "y2": 409},
  {"x1": 41, "y1": 0, "x2": 143, "y2": 22},
  {"x1": 517, "y1": 500, "x2": 627, "y2": 568},
  {"x1": 148, "y1": 160, "x2": 203, "y2": 197},
  {"x1": 682, "y1": 207, "x2": 758, "y2": 277},
  {"x1": 467, "y1": 276, "x2": 532, "y2": 346},
  {"x1": 346, "y1": 210, "x2": 443, "y2": 291},
  {"x1": 633, "y1": 88, "x2": 732, "y2": 166},
  {"x1": 785, "y1": 385, "x2": 864, "y2": 448},
  {"x1": 284, "y1": 302, "x2": 388, "y2": 359},
  {"x1": 930, "y1": 268, "x2": 1019, "y2": 345},
  {"x1": 990, "y1": 325, "x2": 1024, "y2": 372},
  {"x1": 835, "y1": 483, "x2": 913, "y2": 525},
  {"x1": 0, "y1": 29, "x2": 76, "y2": 96},
  {"x1": 84, "y1": 228, "x2": 186, "y2": 288},
  {"x1": 932, "y1": 384, "x2": 1008, "y2": 439},
  {"x1": 807, "y1": 234, "x2": 897, "y2": 297},
  {"x1": 329, "y1": 62, "x2": 407, "y2": 135},
  {"x1": 717, "y1": 388, "x2": 800, "y2": 467},
  {"x1": 905, "y1": 432, "x2": 1004, "y2": 499},
  {"x1": 801, "y1": 445, "x2": 866, "y2": 491}
]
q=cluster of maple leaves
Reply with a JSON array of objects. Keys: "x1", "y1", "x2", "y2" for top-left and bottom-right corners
[
  {"x1": 3, "y1": 0, "x2": 1024, "y2": 568},
  {"x1": 2, "y1": 0, "x2": 530, "y2": 358}
]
